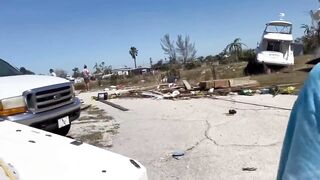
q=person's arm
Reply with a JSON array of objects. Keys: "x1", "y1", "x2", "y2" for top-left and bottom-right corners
[{"x1": 277, "y1": 64, "x2": 320, "y2": 179}]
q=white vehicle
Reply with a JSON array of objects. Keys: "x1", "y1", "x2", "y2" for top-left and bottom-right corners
[
  {"x1": 66, "y1": 75, "x2": 75, "y2": 82},
  {"x1": 256, "y1": 20, "x2": 294, "y2": 66},
  {"x1": 0, "y1": 120, "x2": 148, "y2": 180},
  {"x1": 0, "y1": 59, "x2": 81, "y2": 135}
]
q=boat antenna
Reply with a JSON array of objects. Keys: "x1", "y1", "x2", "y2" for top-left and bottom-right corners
[{"x1": 279, "y1": 13, "x2": 285, "y2": 21}]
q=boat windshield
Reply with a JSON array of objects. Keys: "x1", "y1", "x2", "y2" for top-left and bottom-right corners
[{"x1": 265, "y1": 24, "x2": 292, "y2": 34}]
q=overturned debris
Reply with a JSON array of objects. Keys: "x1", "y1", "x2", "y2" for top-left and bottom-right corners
[
  {"x1": 141, "y1": 90, "x2": 181, "y2": 99},
  {"x1": 100, "y1": 76, "x2": 300, "y2": 101}
]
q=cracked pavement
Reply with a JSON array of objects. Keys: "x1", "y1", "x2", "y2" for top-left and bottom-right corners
[{"x1": 77, "y1": 92, "x2": 297, "y2": 180}]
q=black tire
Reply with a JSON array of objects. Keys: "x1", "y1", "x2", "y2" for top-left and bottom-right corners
[{"x1": 54, "y1": 124, "x2": 71, "y2": 136}]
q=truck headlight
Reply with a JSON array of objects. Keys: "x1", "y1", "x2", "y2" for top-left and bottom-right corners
[{"x1": 0, "y1": 96, "x2": 27, "y2": 116}]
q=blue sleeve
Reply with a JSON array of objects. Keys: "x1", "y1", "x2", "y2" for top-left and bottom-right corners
[{"x1": 277, "y1": 64, "x2": 320, "y2": 180}]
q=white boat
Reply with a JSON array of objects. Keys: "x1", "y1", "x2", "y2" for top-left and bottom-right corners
[
  {"x1": 0, "y1": 120, "x2": 148, "y2": 180},
  {"x1": 256, "y1": 20, "x2": 294, "y2": 66}
]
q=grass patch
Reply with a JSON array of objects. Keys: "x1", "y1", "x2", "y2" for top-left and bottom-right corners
[
  {"x1": 74, "y1": 55, "x2": 313, "y2": 91},
  {"x1": 79, "y1": 106, "x2": 114, "y2": 121},
  {"x1": 216, "y1": 62, "x2": 247, "y2": 79},
  {"x1": 251, "y1": 71, "x2": 308, "y2": 89},
  {"x1": 250, "y1": 55, "x2": 313, "y2": 89}
]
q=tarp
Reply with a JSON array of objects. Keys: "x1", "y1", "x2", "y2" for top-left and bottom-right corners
[{"x1": 277, "y1": 64, "x2": 320, "y2": 179}]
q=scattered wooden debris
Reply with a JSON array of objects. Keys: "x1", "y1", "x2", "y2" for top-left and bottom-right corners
[
  {"x1": 182, "y1": 80, "x2": 192, "y2": 90},
  {"x1": 199, "y1": 79, "x2": 229, "y2": 90},
  {"x1": 149, "y1": 90, "x2": 164, "y2": 95},
  {"x1": 159, "y1": 86, "x2": 184, "y2": 94},
  {"x1": 99, "y1": 77, "x2": 301, "y2": 101},
  {"x1": 214, "y1": 79, "x2": 230, "y2": 89},
  {"x1": 199, "y1": 77, "x2": 259, "y2": 90},
  {"x1": 141, "y1": 91, "x2": 163, "y2": 99},
  {"x1": 199, "y1": 81, "x2": 213, "y2": 90},
  {"x1": 229, "y1": 77, "x2": 259, "y2": 88}
]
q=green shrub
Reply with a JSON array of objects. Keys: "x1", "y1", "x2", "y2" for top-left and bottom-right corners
[
  {"x1": 110, "y1": 74, "x2": 119, "y2": 85},
  {"x1": 184, "y1": 61, "x2": 202, "y2": 70}
]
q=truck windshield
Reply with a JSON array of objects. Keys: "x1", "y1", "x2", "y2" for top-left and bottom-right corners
[{"x1": 0, "y1": 59, "x2": 22, "y2": 77}]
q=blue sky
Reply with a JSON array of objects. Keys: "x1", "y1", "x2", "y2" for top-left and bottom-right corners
[{"x1": 0, "y1": 0, "x2": 317, "y2": 74}]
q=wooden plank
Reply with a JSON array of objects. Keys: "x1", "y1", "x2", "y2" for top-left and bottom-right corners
[
  {"x1": 160, "y1": 86, "x2": 184, "y2": 93},
  {"x1": 229, "y1": 79, "x2": 259, "y2": 88},
  {"x1": 200, "y1": 77, "x2": 259, "y2": 90},
  {"x1": 99, "y1": 100, "x2": 129, "y2": 111},
  {"x1": 182, "y1": 80, "x2": 192, "y2": 90},
  {"x1": 148, "y1": 90, "x2": 164, "y2": 95},
  {"x1": 199, "y1": 81, "x2": 214, "y2": 90},
  {"x1": 214, "y1": 80, "x2": 230, "y2": 88},
  {"x1": 199, "y1": 79, "x2": 230, "y2": 89}
]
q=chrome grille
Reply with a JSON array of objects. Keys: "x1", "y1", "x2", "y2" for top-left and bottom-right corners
[{"x1": 25, "y1": 83, "x2": 74, "y2": 113}]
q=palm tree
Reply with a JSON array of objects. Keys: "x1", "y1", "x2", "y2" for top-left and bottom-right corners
[
  {"x1": 129, "y1": 47, "x2": 138, "y2": 69},
  {"x1": 301, "y1": 24, "x2": 312, "y2": 36},
  {"x1": 93, "y1": 62, "x2": 100, "y2": 74},
  {"x1": 72, "y1": 67, "x2": 79, "y2": 78},
  {"x1": 225, "y1": 38, "x2": 247, "y2": 62}
]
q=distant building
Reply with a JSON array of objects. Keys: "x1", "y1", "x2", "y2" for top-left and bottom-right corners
[
  {"x1": 131, "y1": 67, "x2": 152, "y2": 75},
  {"x1": 112, "y1": 68, "x2": 131, "y2": 76},
  {"x1": 112, "y1": 67, "x2": 152, "y2": 76}
]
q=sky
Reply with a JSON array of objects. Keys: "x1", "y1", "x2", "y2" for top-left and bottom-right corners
[{"x1": 0, "y1": 0, "x2": 318, "y2": 74}]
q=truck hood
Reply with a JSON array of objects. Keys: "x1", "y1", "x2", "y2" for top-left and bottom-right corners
[
  {"x1": 0, "y1": 120, "x2": 148, "y2": 180},
  {"x1": 0, "y1": 75, "x2": 69, "y2": 99}
]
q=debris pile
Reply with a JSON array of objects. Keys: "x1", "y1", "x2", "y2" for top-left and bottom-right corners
[
  {"x1": 97, "y1": 77, "x2": 299, "y2": 100},
  {"x1": 199, "y1": 77, "x2": 260, "y2": 92}
]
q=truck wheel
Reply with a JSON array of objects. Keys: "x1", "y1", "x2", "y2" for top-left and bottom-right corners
[{"x1": 54, "y1": 125, "x2": 71, "y2": 136}]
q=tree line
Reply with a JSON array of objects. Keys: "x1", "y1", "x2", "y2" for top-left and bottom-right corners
[
  {"x1": 151, "y1": 33, "x2": 252, "y2": 71},
  {"x1": 18, "y1": 32, "x2": 254, "y2": 78}
]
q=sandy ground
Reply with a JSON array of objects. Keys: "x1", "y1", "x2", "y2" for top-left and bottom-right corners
[{"x1": 70, "y1": 92, "x2": 297, "y2": 180}]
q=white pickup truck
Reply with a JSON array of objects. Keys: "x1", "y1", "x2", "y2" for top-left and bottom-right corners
[
  {"x1": 0, "y1": 120, "x2": 148, "y2": 180},
  {"x1": 0, "y1": 59, "x2": 81, "y2": 135}
]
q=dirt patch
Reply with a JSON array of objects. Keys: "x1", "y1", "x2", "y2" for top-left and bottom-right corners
[
  {"x1": 77, "y1": 131, "x2": 104, "y2": 147},
  {"x1": 68, "y1": 105, "x2": 119, "y2": 148},
  {"x1": 87, "y1": 107, "x2": 105, "y2": 115},
  {"x1": 77, "y1": 106, "x2": 114, "y2": 122}
]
